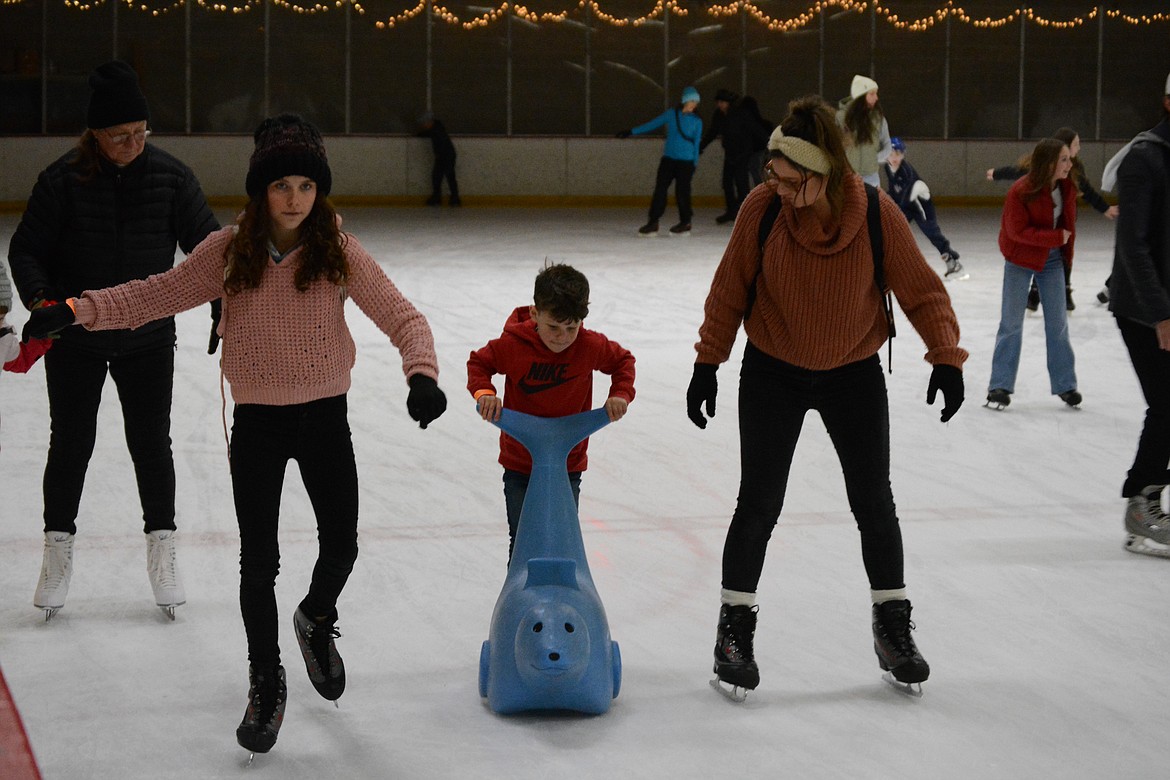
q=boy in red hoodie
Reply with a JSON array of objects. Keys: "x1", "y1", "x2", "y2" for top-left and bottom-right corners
[{"x1": 467, "y1": 263, "x2": 636, "y2": 562}]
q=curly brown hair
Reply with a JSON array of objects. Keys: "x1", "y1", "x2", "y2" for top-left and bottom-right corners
[{"x1": 224, "y1": 193, "x2": 349, "y2": 295}]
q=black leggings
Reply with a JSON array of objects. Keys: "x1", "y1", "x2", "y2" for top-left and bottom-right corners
[
  {"x1": 721, "y1": 344, "x2": 905, "y2": 593},
  {"x1": 230, "y1": 395, "x2": 359, "y2": 670},
  {"x1": 1117, "y1": 316, "x2": 1170, "y2": 495},
  {"x1": 43, "y1": 342, "x2": 176, "y2": 535}
]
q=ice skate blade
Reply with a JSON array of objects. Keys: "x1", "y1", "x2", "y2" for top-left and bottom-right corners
[
  {"x1": 944, "y1": 273, "x2": 970, "y2": 282},
  {"x1": 709, "y1": 676, "x2": 750, "y2": 702},
  {"x1": 40, "y1": 607, "x2": 60, "y2": 623},
  {"x1": 159, "y1": 605, "x2": 178, "y2": 621},
  {"x1": 882, "y1": 672, "x2": 924, "y2": 697},
  {"x1": 983, "y1": 401, "x2": 1008, "y2": 411},
  {"x1": 1124, "y1": 534, "x2": 1170, "y2": 559}
]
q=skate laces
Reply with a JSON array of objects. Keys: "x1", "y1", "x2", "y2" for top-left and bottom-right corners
[
  {"x1": 307, "y1": 618, "x2": 342, "y2": 670},
  {"x1": 41, "y1": 538, "x2": 72, "y2": 590},
  {"x1": 877, "y1": 604, "x2": 918, "y2": 651},
  {"x1": 148, "y1": 535, "x2": 179, "y2": 589},
  {"x1": 249, "y1": 671, "x2": 285, "y2": 725}
]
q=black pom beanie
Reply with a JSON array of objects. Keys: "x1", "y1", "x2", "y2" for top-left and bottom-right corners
[
  {"x1": 87, "y1": 61, "x2": 150, "y2": 130},
  {"x1": 245, "y1": 113, "x2": 333, "y2": 199}
]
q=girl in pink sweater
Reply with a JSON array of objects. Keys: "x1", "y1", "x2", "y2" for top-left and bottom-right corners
[{"x1": 23, "y1": 114, "x2": 448, "y2": 756}]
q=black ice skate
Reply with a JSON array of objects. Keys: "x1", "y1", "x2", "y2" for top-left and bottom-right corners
[
  {"x1": 236, "y1": 665, "x2": 286, "y2": 760},
  {"x1": 985, "y1": 388, "x2": 1011, "y2": 411},
  {"x1": 873, "y1": 599, "x2": 929, "y2": 696},
  {"x1": 710, "y1": 604, "x2": 759, "y2": 702},
  {"x1": 293, "y1": 606, "x2": 346, "y2": 703}
]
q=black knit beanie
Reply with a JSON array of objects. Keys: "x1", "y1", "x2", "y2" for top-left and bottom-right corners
[
  {"x1": 245, "y1": 114, "x2": 332, "y2": 199},
  {"x1": 87, "y1": 61, "x2": 150, "y2": 130}
]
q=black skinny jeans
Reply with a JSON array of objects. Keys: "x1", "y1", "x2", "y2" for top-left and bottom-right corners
[
  {"x1": 43, "y1": 342, "x2": 176, "y2": 535},
  {"x1": 648, "y1": 157, "x2": 695, "y2": 224},
  {"x1": 1117, "y1": 316, "x2": 1170, "y2": 496},
  {"x1": 722, "y1": 344, "x2": 905, "y2": 594},
  {"x1": 230, "y1": 395, "x2": 359, "y2": 671}
]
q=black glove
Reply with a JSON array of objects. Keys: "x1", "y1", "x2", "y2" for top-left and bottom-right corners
[
  {"x1": 22, "y1": 301, "x2": 75, "y2": 342},
  {"x1": 686, "y1": 363, "x2": 718, "y2": 429},
  {"x1": 208, "y1": 298, "x2": 222, "y2": 355},
  {"x1": 926, "y1": 364, "x2": 964, "y2": 423},
  {"x1": 615, "y1": 130, "x2": 631, "y2": 139},
  {"x1": 406, "y1": 374, "x2": 447, "y2": 430}
]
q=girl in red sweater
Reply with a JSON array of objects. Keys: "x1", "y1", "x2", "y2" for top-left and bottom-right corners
[{"x1": 987, "y1": 138, "x2": 1080, "y2": 410}]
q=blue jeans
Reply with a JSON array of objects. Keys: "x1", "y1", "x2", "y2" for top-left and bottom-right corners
[
  {"x1": 502, "y1": 468, "x2": 581, "y2": 564},
  {"x1": 989, "y1": 249, "x2": 1077, "y2": 395}
]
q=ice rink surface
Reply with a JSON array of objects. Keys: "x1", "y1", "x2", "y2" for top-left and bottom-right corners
[{"x1": 0, "y1": 202, "x2": 1165, "y2": 779}]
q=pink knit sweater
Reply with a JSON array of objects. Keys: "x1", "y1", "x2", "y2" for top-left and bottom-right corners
[
  {"x1": 696, "y1": 175, "x2": 968, "y2": 371},
  {"x1": 74, "y1": 227, "x2": 439, "y2": 405}
]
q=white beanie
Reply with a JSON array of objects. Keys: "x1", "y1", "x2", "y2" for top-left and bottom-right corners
[{"x1": 851, "y1": 74, "x2": 879, "y2": 101}]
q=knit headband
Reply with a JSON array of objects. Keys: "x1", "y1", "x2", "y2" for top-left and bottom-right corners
[{"x1": 766, "y1": 129, "x2": 833, "y2": 176}]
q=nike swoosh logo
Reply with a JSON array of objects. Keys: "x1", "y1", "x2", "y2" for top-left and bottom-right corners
[{"x1": 517, "y1": 376, "x2": 574, "y2": 394}]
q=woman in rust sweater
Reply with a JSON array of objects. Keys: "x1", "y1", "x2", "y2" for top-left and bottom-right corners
[{"x1": 686, "y1": 96, "x2": 967, "y2": 699}]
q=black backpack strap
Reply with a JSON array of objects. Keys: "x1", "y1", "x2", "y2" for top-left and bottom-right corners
[
  {"x1": 744, "y1": 194, "x2": 783, "y2": 322},
  {"x1": 865, "y1": 183, "x2": 896, "y2": 373}
]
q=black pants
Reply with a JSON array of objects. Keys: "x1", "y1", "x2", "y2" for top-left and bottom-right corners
[
  {"x1": 230, "y1": 395, "x2": 359, "y2": 671},
  {"x1": 722, "y1": 344, "x2": 905, "y2": 593},
  {"x1": 1117, "y1": 316, "x2": 1170, "y2": 495},
  {"x1": 42, "y1": 342, "x2": 176, "y2": 535},
  {"x1": 431, "y1": 153, "x2": 459, "y2": 201},
  {"x1": 721, "y1": 154, "x2": 751, "y2": 215},
  {"x1": 648, "y1": 157, "x2": 695, "y2": 224}
]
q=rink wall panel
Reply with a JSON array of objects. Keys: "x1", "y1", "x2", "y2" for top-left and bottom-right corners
[{"x1": 0, "y1": 136, "x2": 1127, "y2": 210}]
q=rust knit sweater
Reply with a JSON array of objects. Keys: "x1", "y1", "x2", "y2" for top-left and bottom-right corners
[
  {"x1": 696, "y1": 175, "x2": 967, "y2": 371},
  {"x1": 73, "y1": 227, "x2": 439, "y2": 405}
]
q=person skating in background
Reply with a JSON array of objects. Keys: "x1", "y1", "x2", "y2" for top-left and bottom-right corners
[
  {"x1": 987, "y1": 127, "x2": 1116, "y2": 311},
  {"x1": 740, "y1": 96, "x2": 774, "y2": 188},
  {"x1": 701, "y1": 89, "x2": 768, "y2": 224},
  {"x1": 23, "y1": 113, "x2": 449, "y2": 755},
  {"x1": 688, "y1": 95, "x2": 966, "y2": 699},
  {"x1": 467, "y1": 262, "x2": 635, "y2": 563},
  {"x1": 883, "y1": 137, "x2": 964, "y2": 279},
  {"x1": 1107, "y1": 72, "x2": 1170, "y2": 558},
  {"x1": 837, "y1": 75, "x2": 891, "y2": 187},
  {"x1": 418, "y1": 111, "x2": 460, "y2": 206},
  {"x1": 986, "y1": 138, "x2": 1081, "y2": 411},
  {"x1": 7, "y1": 60, "x2": 220, "y2": 621},
  {"x1": 616, "y1": 86, "x2": 703, "y2": 235}
]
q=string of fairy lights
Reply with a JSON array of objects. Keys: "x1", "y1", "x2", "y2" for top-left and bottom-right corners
[{"x1": 3, "y1": 0, "x2": 1169, "y2": 30}]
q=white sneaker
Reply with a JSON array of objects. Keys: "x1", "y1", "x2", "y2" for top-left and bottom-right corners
[
  {"x1": 34, "y1": 532, "x2": 75, "y2": 614},
  {"x1": 146, "y1": 530, "x2": 186, "y2": 615}
]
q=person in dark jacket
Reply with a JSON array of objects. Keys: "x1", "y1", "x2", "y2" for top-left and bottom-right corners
[
  {"x1": 700, "y1": 89, "x2": 765, "y2": 224},
  {"x1": 740, "y1": 96, "x2": 774, "y2": 188},
  {"x1": 987, "y1": 127, "x2": 1117, "y2": 311},
  {"x1": 883, "y1": 137, "x2": 963, "y2": 278},
  {"x1": 1108, "y1": 73, "x2": 1170, "y2": 558},
  {"x1": 7, "y1": 60, "x2": 219, "y2": 621},
  {"x1": 417, "y1": 112, "x2": 460, "y2": 206}
]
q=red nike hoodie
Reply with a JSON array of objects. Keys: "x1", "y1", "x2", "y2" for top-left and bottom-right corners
[{"x1": 467, "y1": 306, "x2": 636, "y2": 474}]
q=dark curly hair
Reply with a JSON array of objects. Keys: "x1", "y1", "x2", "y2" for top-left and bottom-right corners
[{"x1": 224, "y1": 192, "x2": 349, "y2": 295}]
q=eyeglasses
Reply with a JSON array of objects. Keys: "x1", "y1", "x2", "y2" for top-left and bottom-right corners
[
  {"x1": 101, "y1": 128, "x2": 151, "y2": 146},
  {"x1": 764, "y1": 159, "x2": 810, "y2": 194}
]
